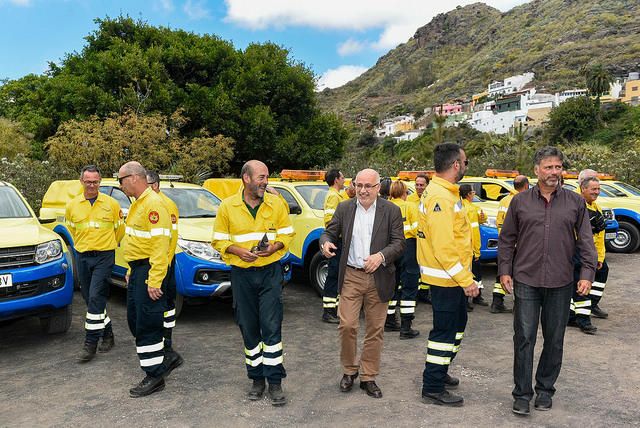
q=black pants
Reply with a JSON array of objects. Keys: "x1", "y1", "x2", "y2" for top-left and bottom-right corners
[
  {"x1": 231, "y1": 262, "x2": 286, "y2": 384},
  {"x1": 323, "y1": 245, "x2": 341, "y2": 309},
  {"x1": 422, "y1": 286, "x2": 467, "y2": 394},
  {"x1": 471, "y1": 258, "x2": 483, "y2": 289},
  {"x1": 388, "y1": 238, "x2": 419, "y2": 320},
  {"x1": 77, "y1": 250, "x2": 115, "y2": 344},
  {"x1": 570, "y1": 259, "x2": 608, "y2": 322},
  {"x1": 162, "y1": 260, "x2": 177, "y2": 349},
  {"x1": 127, "y1": 259, "x2": 168, "y2": 378},
  {"x1": 513, "y1": 281, "x2": 573, "y2": 402}
]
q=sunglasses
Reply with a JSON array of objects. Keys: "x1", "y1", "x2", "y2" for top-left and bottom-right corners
[{"x1": 118, "y1": 174, "x2": 132, "y2": 184}]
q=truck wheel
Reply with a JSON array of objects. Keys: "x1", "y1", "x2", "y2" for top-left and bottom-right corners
[
  {"x1": 309, "y1": 251, "x2": 328, "y2": 297},
  {"x1": 175, "y1": 293, "x2": 184, "y2": 318},
  {"x1": 40, "y1": 304, "x2": 73, "y2": 334},
  {"x1": 606, "y1": 221, "x2": 640, "y2": 253}
]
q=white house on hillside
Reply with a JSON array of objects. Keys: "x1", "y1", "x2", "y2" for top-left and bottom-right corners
[{"x1": 488, "y1": 72, "x2": 535, "y2": 98}]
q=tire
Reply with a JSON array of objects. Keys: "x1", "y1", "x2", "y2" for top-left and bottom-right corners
[
  {"x1": 308, "y1": 251, "x2": 329, "y2": 297},
  {"x1": 175, "y1": 293, "x2": 184, "y2": 318},
  {"x1": 62, "y1": 240, "x2": 80, "y2": 291},
  {"x1": 606, "y1": 221, "x2": 640, "y2": 253},
  {"x1": 40, "y1": 304, "x2": 73, "y2": 334}
]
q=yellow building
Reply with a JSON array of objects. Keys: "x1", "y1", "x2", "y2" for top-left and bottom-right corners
[{"x1": 622, "y1": 73, "x2": 640, "y2": 105}]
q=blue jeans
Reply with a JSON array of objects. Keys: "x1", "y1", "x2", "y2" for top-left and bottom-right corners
[{"x1": 512, "y1": 281, "x2": 573, "y2": 401}]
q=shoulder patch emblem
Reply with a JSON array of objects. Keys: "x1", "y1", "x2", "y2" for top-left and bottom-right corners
[
  {"x1": 433, "y1": 203, "x2": 441, "y2": 212},
  {"x1": 119, "y1": 210, "x2": 124, "y2": 219},
  {"x1": 149, "y1": 211, "x2": 159, "y2": 224},
  {"x1": 171, "y1": 214, "x2": 177, "y2": 224}
]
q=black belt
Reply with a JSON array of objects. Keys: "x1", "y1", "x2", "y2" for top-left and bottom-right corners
[
  {"x1": 77, "y1": 249, "x2": 114, "y2": 257},
  {"x1": 347, "y1": 265, "x2": 366, "y2": 272},
  {"x1": 129, "y1": 258, "x2": 150, "y2": 267}
]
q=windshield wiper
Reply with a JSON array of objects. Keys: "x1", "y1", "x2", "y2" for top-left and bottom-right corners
[{"x1": 180, "y1": 214, "x2": 216, "y2": 218}]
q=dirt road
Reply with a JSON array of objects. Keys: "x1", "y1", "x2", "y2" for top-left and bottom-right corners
[{"x1": 1, "y1": 253, "x2": 639, "y2": 427}]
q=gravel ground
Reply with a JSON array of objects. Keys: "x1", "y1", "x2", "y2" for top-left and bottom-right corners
[{"x1": 1, "y1": 252, "x2": 639, "y2": 427}]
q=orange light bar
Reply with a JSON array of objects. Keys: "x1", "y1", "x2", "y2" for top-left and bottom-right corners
[
  {"x1": 596, "y1": 172, "x2": 615, "y2": 180},
  {"x1": 562, "y1": 171, "x2": 579, "y2": 179},
  {"x1": 397, "y1": 170, "x2": 435, "y2": 180},
  {"x1": 485, "y1": 169, "x2": 519, "y2": 178},
  {"x1": 280, "y1": 169, "x2": 326, "y2": 181}
]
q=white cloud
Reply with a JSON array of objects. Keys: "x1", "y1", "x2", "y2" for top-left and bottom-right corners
[
  {"x1": 183, "y1": 0, "x2": 210, "y2": 20},
  {"x1": 225, "y1": 0, "x2": 531, "y2": 51},
  {"x1": 5, "y1": 0, "x2": 31, "y2": 6},
  {"x1": 317, "y1": 65, "x2": 368, "y2": 91},
  {"x1": 338, "y1": 38, "x2": 365, "y2": 57},
  {"x1": 155, "y1": 0, "x2": 174, "y2": 12}
]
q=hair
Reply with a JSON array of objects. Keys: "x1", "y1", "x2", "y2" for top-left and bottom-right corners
[
  {"x1": 80, "y1": 165, "x2": 100, "y2": 179},
  {"x1": 379, "y1": 177, "x2": 392, "y2": 199},
  {"x1": 146, "y1": 170, "x2": 160, "y2": 184},
  {"x1": 325, "y1": 168, "x2": 342, "y2": 186},
  {"x1": 389, "y1": 180, "x2": 407, "y2": 199},
  {"x1": 415, "y1": 174, "x2": 429, "y2": 184},
  {"x1": 578, "y1": 169, "x2": 597, "y2": 185},
  {"x1": 513, "y1": 176, "x2": 529, "y2": 190},
  {"x1": 240, "y1": 162, "x2": 253, "y2": 179},
  {"x1": 580, "y1": 176, "x2": 600, "y2": 190},
  {"x1": 534, "y1": 146, "x2": 565, "y2": 166},
  {"x1": 433, "y1": 143, "x2": 463, "y2": 173},
  {"x1": 459, "y1": 184, "x2": 474, "y2": 199}
]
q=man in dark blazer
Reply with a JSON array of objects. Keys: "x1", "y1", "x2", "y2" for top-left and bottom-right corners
[{"x1": 320, "y1": 168, "x2": 405, "y2": 399}]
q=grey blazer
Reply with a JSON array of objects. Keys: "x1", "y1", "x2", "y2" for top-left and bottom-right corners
[{"x1": 319, "y1": 197, "x2": 405, "y2": 302}]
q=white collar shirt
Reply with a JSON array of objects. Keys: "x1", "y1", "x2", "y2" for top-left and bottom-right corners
[{"x1": 347, "y1": 199, "x2": 377, "y2": 268}]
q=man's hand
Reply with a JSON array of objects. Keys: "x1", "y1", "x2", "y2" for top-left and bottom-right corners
[
  {"x1": 148, "y1": 286, "x2": 163, "y2": 301},
  {"x1": 577, "y1": 280, "x2": 592, "y2": 296},
  {"x1": 321, "y1": 241, "x2": 337, "y2": 258},
  {"x1": 463, "y1": 281, "x2": 480, "y2": 297},
  {"x1": 597, "y1": 262, "x2": 603, "y2": 270},
  {"x1": 500, "y1": 274, "x2": 514, "y2": 294},
  {"x1": 228, "y1": 246, "x2": 259, "y2": 262},
  {"x1": 363, "y1": 252, "x2": 384, "y2": 274},
  {"x1": 256, "y1": 242, "x2": 283, "y2": 258},
  {"x1": 125, "y1": 274, "x2": 129, "y2": 285}
]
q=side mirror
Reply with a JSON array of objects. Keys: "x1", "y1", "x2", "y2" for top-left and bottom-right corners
[
  {"x1": 38, "y1": 218, "x2": 56, "y2": 224},
  {"x1": 289, "y1": 205, "x2": 302, "y2": 215}
]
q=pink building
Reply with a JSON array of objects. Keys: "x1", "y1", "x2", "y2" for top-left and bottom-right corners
[{"x1": 432, "y1": 103, "x2": 463, "y2": 116}]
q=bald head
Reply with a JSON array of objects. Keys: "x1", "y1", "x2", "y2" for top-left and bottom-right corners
[
  {"x1": 355, "y1": 168, "x2": 380, "y2": 184},
  {"x1": 354, "y1": 168, "x2": 381, "y2": 209},
  {"x1": 241, "y1": 160, "x2": 269, "y2": 203},
  {"x1": 578, "y1": 169, "x2": 597, "y2": 186},
  {"x1": 241, "y1": 160, "x2": 268, "y2": 181},
  {"x1": 120, "y1": 161, "x2": 146, "y2": 178},
  {"x1": 118, "y1": 161, "x2": 148, "y2": 198},
  {"x1": 513, "y1": 175, "x2": 530, "y2": 192}
]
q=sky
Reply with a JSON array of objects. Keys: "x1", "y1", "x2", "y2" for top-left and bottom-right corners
[{"x1": 0, "y1": 0, "x2": 530, "y2": 90}]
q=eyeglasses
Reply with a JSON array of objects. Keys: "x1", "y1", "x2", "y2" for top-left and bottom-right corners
[
  {"x1": 355, "y1": 183, "x2": 380, "y2": 190},
  {"x1": 83, "y1": 180, "x2": 100, "y2": 186},
  {"x1": 457, "y1": 159, "x2": 469, "y2": 166},
  {"x1": 117, "y1": 175, "x2": 132, "y2": 184},
  {"x1": 147, "y1": 181, "x2": 157, "y2": 185}
]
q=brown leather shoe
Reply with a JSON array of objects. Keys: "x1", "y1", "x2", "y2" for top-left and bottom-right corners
[
  {"x1": 339, "y1": 373, "x2": 358, "y2": 392},
  {"x1": 359, "y1": 380, "x2": 382, "y2": 398}
]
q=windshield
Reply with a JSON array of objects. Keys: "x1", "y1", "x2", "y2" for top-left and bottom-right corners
[
  {"x1": 294, "y1": 185, "x2": 329, "y2": 210},
  {"x1": 162, "y1": 188, "x2": 221, "y2": 218},
  {"x1": 0, "y1": 187, "x2": 32, "y2": 218},
  {"x1": 599, "y1": 184, "x2": 627, "y2": 197},
  {"x1": 613, "y1": 182, "x2": 640, "y2": 197}
]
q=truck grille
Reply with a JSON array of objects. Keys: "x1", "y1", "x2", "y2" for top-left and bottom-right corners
[
  {"x1": 0, "y1": 274, "x2": 65, "y2": 300},
  {"x1": 194, "y1": 270, "x2": 231, "y2": 285},
  {"x1": 0, "y1": 245, "x2": 37, "y2": 269}
]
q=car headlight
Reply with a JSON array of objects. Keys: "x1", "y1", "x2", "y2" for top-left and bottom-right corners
[
  {"x1": 35, "y1": 240, "x2": 63, "y2": 264},
  {"x1": 485, "y1": 216, "x2": 498, "y2": 229},
  {"x1": 177, "y1": 238, "x2": 222, "y2": 261}
]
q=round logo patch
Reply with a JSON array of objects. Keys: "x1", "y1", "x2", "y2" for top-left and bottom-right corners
[
  {"x1": 171, "y1": 214, "x2": 177, "y2": 224},
  {"x1": 119, "y1": 210, "x2": 124, "y2": 219},
  {"x1": 148, "y1": 211, "x2": 160, "y2": 224}
]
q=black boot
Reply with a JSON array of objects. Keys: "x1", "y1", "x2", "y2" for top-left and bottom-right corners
[
  {"x1": 77, "y1": 342, "x2": 97, "y2": 363},
  {"x1": 322, "y1": 307, "x2": 340, "y2": 324},
  {"x1": 399, "y1": 318, "x2": 420, "y2": 340},
  {"x1": 247, "y1": 378, "x2": 266, "y2": 400},
  {"x1": 473, "y1": 290, "x2": 488, "y2": 306},
  {"x1": 164, "y1": 347, "x2": 184, "y2": 376},
  {"x1": 384, "y1": 313, "x2": 400, "y2": 332},
  {"x1": 129, "y1": 375, "x2": 165, "y2": 398},
  {"x1": 98, "y1": 332, "x2": 115, "y2": 353},
  {"x1": 268, "y1": 383, "x2": 287, "y2": 406},
  {"x1": 490, "y1": 294, "x2": 512, "y2": 313}
]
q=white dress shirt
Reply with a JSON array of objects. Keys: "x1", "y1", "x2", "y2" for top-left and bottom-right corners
[{"x1": 347, "y1": 199, "x2": 377, "y2": 268}]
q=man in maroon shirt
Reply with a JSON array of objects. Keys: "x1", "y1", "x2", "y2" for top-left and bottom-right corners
[{"x1": 498, "y1": 146, "x2": 597, "y2": 416}]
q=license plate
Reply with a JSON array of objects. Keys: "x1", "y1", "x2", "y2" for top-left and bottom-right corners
[
  {"x1": 0, "y1": 273, "x2": 12, "y2": 288},
  {"x1": 605, "y1": 232, "x2": 617, "y2": 240}
]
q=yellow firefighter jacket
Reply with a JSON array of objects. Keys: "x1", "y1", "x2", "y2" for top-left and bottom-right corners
[
  {"x1": 462, "y1": 199, "x2": 481, "y2": 259},
  {"x1": 390, "y1": 197, "x2": 419, "y2": 239},
  {"x1": 496, "y1": 193, "x2": 514, "y2": 234},
  {"x1": 65, "y1": 192, "x2": 124, "y2": 253},
  {"x1": 324, "y1": 187, "x2": 348, "y2": 226},
  {"x1": 158, "y1": 191, "x2": 179, "y2": 263}
]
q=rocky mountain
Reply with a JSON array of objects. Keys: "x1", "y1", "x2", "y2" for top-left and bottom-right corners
[{"x1": 318, "y1": 0, "x2": 640, "y2": 120}]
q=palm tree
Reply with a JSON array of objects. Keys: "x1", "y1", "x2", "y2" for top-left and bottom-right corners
[
  {"x1": 432, "y1": 114, "x2": 447, "y2": 144},
  {"x1": 584, "y1": 64, "x2": 613, "y2": 107}
]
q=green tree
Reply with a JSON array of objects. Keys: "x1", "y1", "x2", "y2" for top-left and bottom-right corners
[
  {"x1": 0, "y1": 118, "x2": 33, "y2": 159},
  {"x1": 583, "y1": 63, "x2": 613, "y2": 107},
  {"x1": 544, "y1": 97, "x2": 599, "y2": 143},
  {"x1": 432, "y1": 114, "x2": 447, "y2": 144}
]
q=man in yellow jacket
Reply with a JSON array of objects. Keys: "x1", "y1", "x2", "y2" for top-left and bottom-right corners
[
  {"x1": 459, "y1": 184, "x2": 488, "y2": 309},
  {"x1": 118, "y1": 161, "x2": 172, "y2": 398},
  {"x1": 568, "y1": 175, "x2": 608, "y2": 334},
  {"x1": 492, "y1": 175, "x2": 529, "y2": 313},
  {"x1": 146, "y1": 170, "x2": 183, "y2": 373},
  {"x1": 212, "y1": 160, "x2": 294, "y2": 406},
  {"x1": 418, "y1": 143, "x2": 479, "y2": 407},
  {"x1": 322, "y1": 168, "x2": 347, "y2": 324},
  {"x1": 66, "y1": 165, "x2": 124, "y2": 362},
  {"x1": 407, "y1": 174, "x2": 432, "y2": 304}
]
